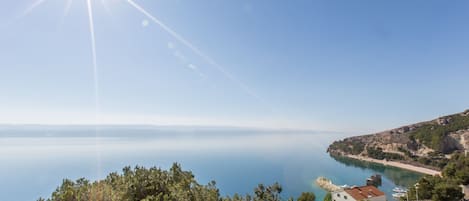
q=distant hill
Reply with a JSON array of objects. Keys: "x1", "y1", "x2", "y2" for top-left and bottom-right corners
[{"x1": 328, "y1": 109, "x2": 469, "y2": 169}]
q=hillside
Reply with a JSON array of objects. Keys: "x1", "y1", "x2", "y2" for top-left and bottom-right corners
[{"x1": 328, "y1": 109, "x2": 469, "y2": 169}]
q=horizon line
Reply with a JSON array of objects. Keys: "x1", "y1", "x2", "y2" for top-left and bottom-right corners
[{"x1": 0, "y1": 122, "x2": 344, "y2": 133}]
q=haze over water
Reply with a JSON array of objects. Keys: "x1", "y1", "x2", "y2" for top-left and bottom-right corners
[
  {"x1": 1, "y1": 1, "x2": 468, "y2": 200},
  {"x1": 0, "y1": 126, "x2": 422, "y2": 201}
]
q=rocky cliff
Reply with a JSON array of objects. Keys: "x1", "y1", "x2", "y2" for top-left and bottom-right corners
[{"x1": 328, "y1": 109, "x2": 469, "y2": 169}]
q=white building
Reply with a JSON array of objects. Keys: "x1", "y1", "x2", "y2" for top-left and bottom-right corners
[{"x1": 332, "y1": 185, "x2": 386, "y2": 201}]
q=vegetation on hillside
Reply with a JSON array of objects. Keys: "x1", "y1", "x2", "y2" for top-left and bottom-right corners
[
  {"x1": 403, "y1": 175, "x2": 464, "y2": 201},
  {"x1": 366, "y1": 147, "x2": 403, "y2": 160},
  {"x1": 402, "y1": 153, "x2": 469, "y2": 201},
  {"x1": 328, "y1": 110, "x2": 469, "y2": 169},
  {"x1": 413, "y1": 154, "x2": 449, "y2": 169},
  {"x1": 442, "y1": 153, "x2": 469, "y2": 185},
  {"x1": 408, "y1": 113, "x2": 469, "y2": 153},
  {"x1": 327, "y1": 139, "x2": 365, "y2": 155},
  {"x1": 38, "y1": 163, "x2": 318, "y2": 201}
]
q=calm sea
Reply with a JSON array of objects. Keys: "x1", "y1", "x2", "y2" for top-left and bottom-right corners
[{"x1": 0, "y1": 126, "x2": 423, "y2": 200}]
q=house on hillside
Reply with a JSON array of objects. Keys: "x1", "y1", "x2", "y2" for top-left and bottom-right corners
[{"x1": 332, "y1": 185, "x2": 386, "y2": 201}]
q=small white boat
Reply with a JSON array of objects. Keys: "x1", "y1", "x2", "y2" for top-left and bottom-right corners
[
  {"x1": 392, "y1": 192, "x2": 406, "y2": 198},
  {"x1": 340, "y1": 184, "x2": 350, "y2": 188},
  {"x1": 393, "y1": 187, "x2": 407, "y2": 193}
]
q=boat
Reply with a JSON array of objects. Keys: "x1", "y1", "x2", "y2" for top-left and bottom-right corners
[
  {"x1": 393, "y1": 187, "x2": 407, "y2": 193},
  {"x1": 340, "y1": 184, "x2": 350, "y2": 189},
  {"x1": 392, "y1": 192, "x2": 406, "y2": 198}
]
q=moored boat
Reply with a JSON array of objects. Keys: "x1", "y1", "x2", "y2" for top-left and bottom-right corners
[
  {"x1": 393, "y1": 187, "x2": 407, "y2": 193},
  {"x1": 392, "y1": 192, "x2": 406, "y2": 198}
]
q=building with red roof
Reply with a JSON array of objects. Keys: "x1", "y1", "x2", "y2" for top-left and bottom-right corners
[{"x1": 332, "y1": 185, "x2": 386, "y2": 201}]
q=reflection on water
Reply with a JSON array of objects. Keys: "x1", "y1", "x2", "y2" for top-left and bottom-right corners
[
  {"x1": 331, "y1": 155, "x2": 423, "y2": 187},
  {"x1": 0, "y1": 126, "x2": 424, "y2": 201}
]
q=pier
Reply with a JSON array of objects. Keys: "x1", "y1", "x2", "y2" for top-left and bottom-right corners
[{"x1": 315, "y1": 177, "x2": 341, "y2": 192}]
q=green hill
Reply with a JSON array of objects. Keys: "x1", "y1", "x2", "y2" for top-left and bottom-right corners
[{"x1": 328, "y1": 109, "x2": 469, "y2": 169}]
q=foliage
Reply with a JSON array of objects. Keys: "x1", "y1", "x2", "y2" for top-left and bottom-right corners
[
  {"x1": 442, "y1": 153, "x2": 469, "y2": 185},
  {"x1": 405, "y1": 154, "x2": 468, "y2": 201},
  {"x1": 414, "y1": 155, "x2": 449, "y2": 169},
  {"x1": 328, "y1": 139, "x2": 365, "y2": 155},
  {"x1": 406, "y1": 175, "x2": 442, "y2": 200},
  {"x1": 431, "y1": 182, "x2": 464, "y2": 201},
  {"x1": 297, "y1": 192, "x2": 315, "y2": 201},
  {"x1": 39, "y1": 163, "x2": 316, "y2": 201},
  {"x1": 322, "y1": 192, "x2": 331, "y2": 201},
  {"x1": 366, "y1": 147, "x2": 403, "y2": 160},
  {"x1": 253, "y1": 183, "x2": 282, "y2": 201},
  {"x1": 397, "y1": 146, "x2": 414, "y2": 158},
  {"x1": 408, "y1": 114, "x2": 469, "y2": 153},
  {"x1": 40, "y1": 163, "x2": 220, "y2": 201},
  {"x1": 405, "y1": 175, "x2": 464, "y2": 201}
]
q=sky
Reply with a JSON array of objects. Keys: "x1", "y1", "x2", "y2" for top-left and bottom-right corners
[{"x1": 0, "y1": 0, "x2": 469, "y2": 133}]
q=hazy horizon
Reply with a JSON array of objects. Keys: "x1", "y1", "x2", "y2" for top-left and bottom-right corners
[{"x1": 1, "y1": 1, "x2": 468, "y2": 200}]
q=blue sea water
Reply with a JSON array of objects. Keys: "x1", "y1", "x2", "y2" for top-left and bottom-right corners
[{"x1": 0, "y1": 126, "x2": 422, "y2": 200}]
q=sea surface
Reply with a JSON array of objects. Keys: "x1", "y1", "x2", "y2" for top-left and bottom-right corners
[{"x1": 0, "y1": 126, "x2": 423, "y2": 200}]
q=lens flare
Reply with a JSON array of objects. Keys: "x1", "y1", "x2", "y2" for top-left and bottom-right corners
[
  {"x1": 22, "y1": 0, "x2": 47, "y2": 17},
  {"x1": 86, "y1": 0, "x2": 102, "y2": 178},
  {"x1": 126, "y1": 0, "x2": 267, "y2": 105}
]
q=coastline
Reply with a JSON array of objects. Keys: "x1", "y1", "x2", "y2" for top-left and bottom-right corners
[{"x1": 344, "y1": 154, "x2": 441, "y2": 176}]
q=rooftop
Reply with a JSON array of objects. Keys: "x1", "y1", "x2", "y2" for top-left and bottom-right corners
[{"x1": 344, "y1": 185, "x2": 385, "y2": 200}]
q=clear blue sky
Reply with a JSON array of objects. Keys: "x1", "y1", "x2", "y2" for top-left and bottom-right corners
[{"x1": 1, "y1": 0, "x2": 469, "y2": 133}]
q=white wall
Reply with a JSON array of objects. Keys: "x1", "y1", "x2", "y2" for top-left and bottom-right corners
[
  {"x1": 331, "y1": 191, "x2": 387, "y2": 201},
  {"x1": 368, "y1": 196, "x2": 387, "y2": 201},
  {"x1": 331, "y1": 191, "x2": 356, "y2": 201}
]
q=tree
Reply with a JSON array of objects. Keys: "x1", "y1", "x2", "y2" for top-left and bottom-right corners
[
  {"x1": 406, "y1": 176, "x2": 441, "y2": 200},
  {"x1": 443, "y1": 154, "x2": 469, "y2": 185},
  {"x1": 41, "y1": 163, "x2": 301, "y2": 201},
  {"x1": 406, "y1": 173, "x2": 465, "y2": 201},
  {"x1": 297, "y1": 192, "x2": 315, "y2": 201},
  {"x1": 431, "y1": 183, "x2": 464, "y2": 201},
  {"x1": 253, "y1": 183, "x2": 282, "y2": 201}
]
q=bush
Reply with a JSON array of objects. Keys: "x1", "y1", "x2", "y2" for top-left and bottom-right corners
[
  {"x1": 323, "y1": 192, "x2": 332, "y2": 201},
  {"x1": 40, "y1": 163, "x2": 320, "y2": 201},
  {"x1": 366, "y1": 147, "x2": 403, "y2": 160},
  {"x1": 297, "y1": 192, "x2": 315, "y2": 201}
]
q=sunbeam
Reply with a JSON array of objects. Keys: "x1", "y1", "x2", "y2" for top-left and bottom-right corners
[
  {"x1": 86, "y1": 0, "x2": 100, "y2": 119},
  {"x1": 126, "y1": 0, "x2": 266, "y2": 104},
  {"x1": 57, "y1": 0, "x2": 73, "y2": 28},
  {"x1": 63, "y1": 0, "x2": 73, "y2": 18},
  {"x1": 86, "y1": 0, "x2": 102, "y2": 178},
  {"x1": 21, "y1": 0, "x2": 47, "y2": 18},
  {"x1": 1, "y1": 0, "x2": 47, "y2": 30},
  {"x1": 101, "y1": 0, "x2": 114, "y2": 17}
]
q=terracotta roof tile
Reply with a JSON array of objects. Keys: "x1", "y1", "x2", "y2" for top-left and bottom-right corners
[{"x1": 344, "y1": 185, "x2": 385, "y2": 200}]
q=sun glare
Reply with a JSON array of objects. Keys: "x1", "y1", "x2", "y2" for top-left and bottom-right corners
[{"x1": 20, "y1": 0, "x2": 265, "y2": 107}]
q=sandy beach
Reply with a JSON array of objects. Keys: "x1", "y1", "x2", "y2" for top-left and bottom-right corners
[{"x1": 345, "y1": 154, "x2": 441, "y2": 176}]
